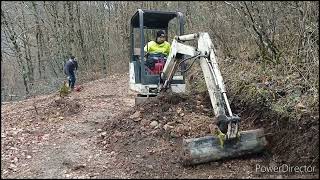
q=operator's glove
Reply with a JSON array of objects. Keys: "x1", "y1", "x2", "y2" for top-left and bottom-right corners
[{"x1": 67, "y1": 76, "x2": 70, "y2": 81}]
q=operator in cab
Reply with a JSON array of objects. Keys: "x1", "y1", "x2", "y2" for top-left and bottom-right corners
[{"x1": 144, "y1": 30, "x2": 171, "y2": 69}]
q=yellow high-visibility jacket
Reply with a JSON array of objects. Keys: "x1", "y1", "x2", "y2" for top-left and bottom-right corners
[{"x1": 144, "y1": 41, "x2": 171, "y2": 56}]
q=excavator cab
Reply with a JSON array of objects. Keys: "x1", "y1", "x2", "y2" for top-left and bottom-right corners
[{"x1": 129, "y1": 9, "x2": 186, "y2": 98}]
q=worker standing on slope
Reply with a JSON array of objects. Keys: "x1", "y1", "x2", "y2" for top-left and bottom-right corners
[{"x1": 64, "y1": 55, "x2": 78, "y2": 91}]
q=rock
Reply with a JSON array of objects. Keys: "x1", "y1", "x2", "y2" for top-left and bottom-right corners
[
  {"x1": 203, "y1": 108, "x2": 210, "y2": 112},
  {"x1": 130, "y1": 111, "x2": 141, "y2": 119},
  {"x1": 175, "y1": 125, "x2": 188, "y2": 136},
  {"x1": 54, "y1": 96, "x2": 61, "y2": 102},
  {"x1": 97, "y1": 129, "x2": 103, "y2": 132},
  {"x1": 146, "y1": 165, "x2": 153, "y2": 169},
  {"x1": 132, "y1": 170, "x2": 139, "y2": 174},
  {"x1": 295, "y1": 102, "x2": 306, "y2": 109},
  {"x1": 59, "y1": 116, "x2": 64, "y2": 120},
  {"x1": 133, "y1": 117, "x2": 142, "y2": 122},
  {"x1": 147, "y1": 149, "x2": 155, "y2": 154},
  {"x1": 8, "y1": 163, "x2": 17, "y2": 170},
  {"x1": 42, "y1": 134, "x2": 50, "y2": 140},
  {"x1": 100, "y1": 132, "x2": 107, "y2": 137},
  {"x1": 150, "y1": 121, "x2": 158, "y2": 128},
  {"x1": 170, "y1": 131, "x2": 178, "y2": 138},
  {"x1": 140, "y1": 119, "x2": 150, "y2": 127},
  {"x1": 196, "y1": 94, "x2": 202, "y2": 100},
  {"x1": 163, "y1": 124, "x2": 174, "y2": 131},
  {"x1": 72, "y1": 164, "x2": 86, "y2": 170},
  {"x1": 167, "y1": 121, "x2": 175, "y2": 126},
  {"x1": 140, "y1": 127, "x2": 146, "y2": 132},
  {"x1": 151, "y1": 129, "x2": 160, "y2": 136},
  {"x1": 109, "y1": 151, "x2": 116, "y2": 156},
  {"x1": 180, "y1": 113, "x2": 185, "y2": 117},
  {"x1": 156, "y1": 123, "x2": 162, "y2": 129},
  {"x1": 176, "y1": 108, "x2": 182, "y2": 114},
  {"x1": 113, "y1": 131, "x2": 122, "y2": 138},
  {"x1": 26, "y1": 155, "x2": 32, "y2": 159}
]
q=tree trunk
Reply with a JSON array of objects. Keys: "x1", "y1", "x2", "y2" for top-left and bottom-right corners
[{"x1": 32, "y1": 1, "x2": 44, "y2": 79}]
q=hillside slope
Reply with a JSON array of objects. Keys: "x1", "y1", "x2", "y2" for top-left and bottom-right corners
[{"x1": 1, "y1": 74, "x2": 318, "y2": 178}]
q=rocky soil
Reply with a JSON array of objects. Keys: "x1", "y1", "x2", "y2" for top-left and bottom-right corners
[{"x1": 1, "y1": 74, "x2": 318, "y2": 179}]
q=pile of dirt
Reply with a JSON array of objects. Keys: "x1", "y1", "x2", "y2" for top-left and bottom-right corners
[
  {"x1": 96, "y1": 92, "x2": 268, "y2": 178},
  {"x1": 44, "y1": 96, "x2": 83, "y2": 118},
  {"x1": 115, "y1": 92, "x2": 219, "y2": 139},
  {"x1": 97, "y1": 90, "x2": 318, "y2": 178}
]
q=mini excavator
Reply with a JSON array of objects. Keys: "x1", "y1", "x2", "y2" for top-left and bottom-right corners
[{"x1": 129, "y1": 9, "x2": 267, "y2": 165}]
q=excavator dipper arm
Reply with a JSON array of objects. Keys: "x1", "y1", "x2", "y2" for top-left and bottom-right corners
[
  {"x1": 159, "y1": 33, "x2": 267, "y2": 165},
  {"x1": 160, "y1": 32, "x2": 240, "y2": 140}
]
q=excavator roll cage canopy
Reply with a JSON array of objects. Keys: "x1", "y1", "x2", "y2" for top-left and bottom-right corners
[
  {"x1": 130, "y1": 9, "x2": 184, "y2": 30},
  {"x1": 129, "y1": 9, "x2": 184, "y2": 85}
]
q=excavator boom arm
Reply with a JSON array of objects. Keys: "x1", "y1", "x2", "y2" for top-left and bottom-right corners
[{"x1": 160, "y1": 32, "x2": 240, "y2": 139}]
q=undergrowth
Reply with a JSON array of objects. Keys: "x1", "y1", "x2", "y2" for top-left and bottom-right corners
[{"x1": 184, "y1": 57, "x2": 319, "y2": 165}]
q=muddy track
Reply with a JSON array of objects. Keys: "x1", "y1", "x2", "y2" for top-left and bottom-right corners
[{"x1": 1, "y1": 74, "x2": 318, "y2": 179}]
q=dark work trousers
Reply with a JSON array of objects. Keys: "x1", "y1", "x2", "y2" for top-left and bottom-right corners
[{"x1": 68, "y1": 72, "x2": 76, "y2": 89}]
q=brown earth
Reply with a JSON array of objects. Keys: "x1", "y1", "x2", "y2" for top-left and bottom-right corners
[{"x1": 1, "y1": 74, "x2": 318, "y2": 179}]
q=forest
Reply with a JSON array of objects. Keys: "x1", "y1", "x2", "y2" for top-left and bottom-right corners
[
  {"x1": 1, "y1": 1, "x2": 318, "y2": 103},
  {"x1": 1, "y1": 1, "x2": 319, "y2": 178}
]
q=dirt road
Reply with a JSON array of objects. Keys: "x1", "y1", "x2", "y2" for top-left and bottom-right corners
[{"x1": 1, "y1": 74, "x2": 318, "y2": 179}]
